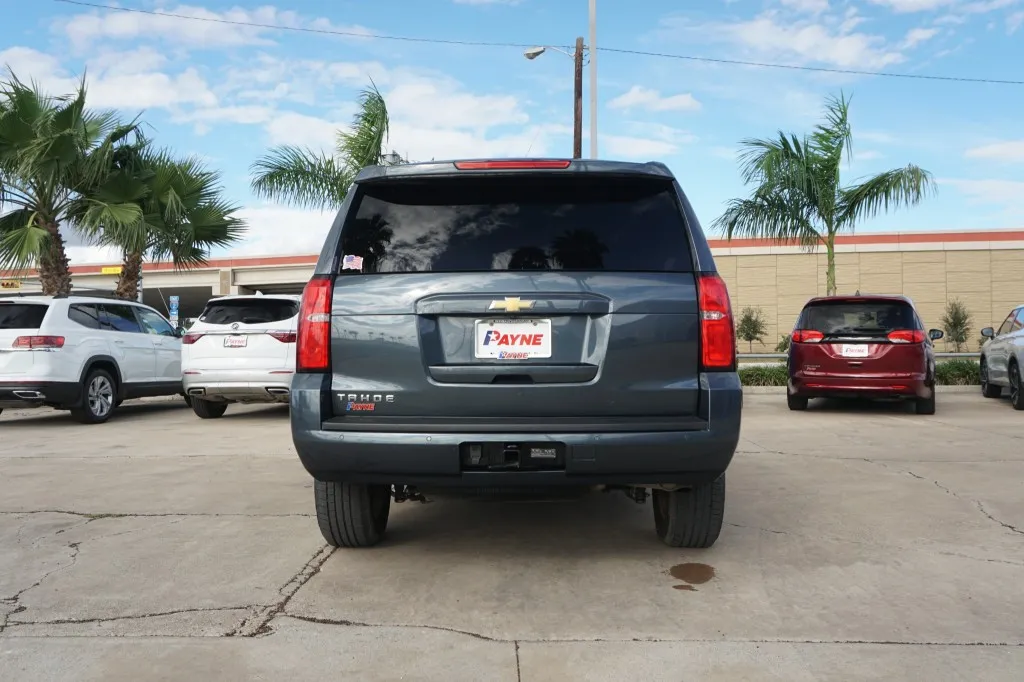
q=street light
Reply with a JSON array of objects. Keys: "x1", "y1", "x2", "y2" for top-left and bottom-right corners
[{"x1": 523, "y1": 38, "x2": 586, "y2": 159}]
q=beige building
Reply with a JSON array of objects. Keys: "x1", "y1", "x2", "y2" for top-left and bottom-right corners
[
  {"x1": 715, "y1": 228, "x2": 1024, "y2": 351},
  {"x1": 3, "y1": 228, "x2": 1023, "y2": 349}
]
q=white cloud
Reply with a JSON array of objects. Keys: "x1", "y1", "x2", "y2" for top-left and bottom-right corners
[
  {"x1": 781, "y1": 0, "x2": 830, "y2": 13},
  {"x1": 603, "y1": 135, "x2": 679, "y2": 159},
  {"x1": 940, "y1": 178, "x2": 1024, "y2": 212},
  {"x1": 65, "y1": 245, "x2": 123, "y2": 265},
  {"x1": 964, "y1": 140, "x2": 1024, "y2": 161},
  {"x1": 55, "y1": 4, "x2": 374, "y2": 52},
  {"x1": 230, "y1": 206, "x2": 335, "y2": 257},
  {"x1": 901, "y1": 27, "x2": 940, "y2": 48},
  {"x1": 265, "y1": 112, "x2": 345, "y2": 149},
  {"x1": 386, "y1": 77, "x2": 527, "y2": 130},
  {"x1": 661, "y1": 11, "x2": 907, "y2": 69},
  {"x1": 1009, "y1": 10, "x2": 1024, "y2": 31},
  {"x1": 868, "y1": 0, "x2": 954, "y2": 12},
  {"x1": 607, "y1": 86, "x2": 702, "y2": 112}
]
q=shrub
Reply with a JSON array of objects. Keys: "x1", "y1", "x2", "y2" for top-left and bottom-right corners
[
  {"x1": 774, "y1": 334, "x2": 791, "y2": 353},
  {"x1": 935, "y1": 359, "x2": 980, "y2": 386},
  {"x1": 736, "y1": 306, "x2": 768, "y2": 352},
  {"x1": 738, "y1": 364, "x2": 788, "y2": 386},
  {"x1": 941, "y1": 299, "x2": 972, "y2": 352}
]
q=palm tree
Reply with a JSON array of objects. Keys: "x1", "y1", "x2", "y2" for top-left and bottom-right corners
[
  {"x1": 0, "y1": 75, "x2": 144, "y2": 295},
  {"x1": 250, "y1": 83, "x2": 399, "y2": 210},
  {"x1": 89, "y1": 145, "x2": 247, "y2": 300},
  {"x1": 713, "y1": 93, "x2": 934, "y2": 295}
]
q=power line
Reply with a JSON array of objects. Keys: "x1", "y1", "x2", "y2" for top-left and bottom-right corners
[{"x1": 54, "y1": 0, "x2": 1024, "y2": 86}]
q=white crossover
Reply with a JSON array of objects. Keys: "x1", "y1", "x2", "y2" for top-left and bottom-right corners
[{"x1": 181, "y1": 294, "x2": 300, "y2": 419}]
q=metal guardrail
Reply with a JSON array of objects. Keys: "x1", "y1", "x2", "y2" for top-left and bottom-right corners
[{"x1": 739, "y1": 352, "x2": 981, "y2": 360}]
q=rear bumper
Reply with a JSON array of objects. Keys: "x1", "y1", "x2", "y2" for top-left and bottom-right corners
[
  {"x1": 182, "y1": 370, "x2": 293, "y2": 402},
  {"x1": 0, "y1": 381, "x2": 80, "y2": 408},
  {"x1": 790, "y1": 374, "x2": 930, "y2": 399},
  {"x1": 290, "y1": 373, "x2": 742, "y2": 487}
]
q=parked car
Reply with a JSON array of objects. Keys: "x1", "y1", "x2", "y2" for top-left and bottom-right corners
[
  {"x1": 290, "y1": 158, "x2": 742, "y2": 549},
  {"x1": 979, "y1": 304, "x2": 1024, "y2": 410},
  {"x1": 786, "y1": 294, "x2": 943, "y2": 414},
  {"x1": 181, "y1": 294, "x2": 300, "y2": 419},
  {"x1": 0, "y1": 296, "x2": 183, "y2": 423}
]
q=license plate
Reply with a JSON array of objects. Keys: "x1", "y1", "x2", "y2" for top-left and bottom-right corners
[
  {"x1": 474, "y1": 319, "x2": 552, "y2": 359},
  {"x1": 224, "y1": 335, "x2": 247, "y2": 348},
  {"x1": 840, "y1": 344, "x2": 869, "y2": 358}
]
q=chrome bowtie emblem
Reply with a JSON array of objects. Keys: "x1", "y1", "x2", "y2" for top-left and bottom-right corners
[
  {"x1": 231, "y1": 322, "x2": 240, "y2": 330},
  {"x1": 488, "y1": 297, "x2": 535, "y2": 313}
]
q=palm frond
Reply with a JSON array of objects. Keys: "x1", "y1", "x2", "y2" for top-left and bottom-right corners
[
  {"x1": 712, "y1": 187, "x2": 821, "y2": 248},
  {"x1": 837, "y1": 165, "x2": 935, "y2": 227},
  {"x1": 250, "y1": 145, "x2": 352, "y2": 210},
  {"x1": 336, "y1": 81, "x2": 390, "y2": 170},
  {"x1": 0, "y1": 209, "x2": 48, "y2": 272}
]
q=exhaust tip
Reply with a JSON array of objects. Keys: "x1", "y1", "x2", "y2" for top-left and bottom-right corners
[
  {"x1": 187, "y1": 388, "x2": 206, "y2": 396},
  {"x1": 12, "y1": 390, "x2": 44, "y2": 400},
  {"x1": 265, "y1": 388, "x2": 290, "y2": 396}
]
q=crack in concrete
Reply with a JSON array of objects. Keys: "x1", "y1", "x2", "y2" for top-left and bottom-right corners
[
  {"x1": 227, "y1": 544, "x2": 335, "y2": 637},
  {"x1": 901, "y1": 467, "x2": 1024, "y2": 538},
  {"x1": 6, "y1": 606, "x2": 255, "y2": 629},
  {"x1": 514, "y1": 641, "x2": 521, "y2": 681},
  {"x1": 276, "y1": 615, "x2": 1024, "y2": 647},
  {"x1": 0, "y1": 510, "x2": 313, "y2": 519},
  {"x1": 1, "y1": 541, "x2": 82, "y2": 632}
]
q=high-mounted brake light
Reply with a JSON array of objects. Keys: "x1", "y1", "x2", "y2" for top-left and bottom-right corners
[
  {"x1": 887, "y1": 329, "x2": 925, "y2": 344},
  {"x1": 269, "y1": 331, "x2": 297, "y2": 343},
  {"x1": 297, "y1": 275, "x2": 333, "y2": 372},
  {"x1": 454, "y1": 160, "x2": 572, "y2": 170},
  {"x1": 792, "y1": 329, "x2": 825, "y2": 344},
  {"x1": 697, "y1": 273, "x2": 735, "y2": 370},
  {"x1": 181, "y1": 332, "x2": 204, "y2": 345},
  {"x1": 12, "y1": 335, "x2": 64, "y2": 349}
]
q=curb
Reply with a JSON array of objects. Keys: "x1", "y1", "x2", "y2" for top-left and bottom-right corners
[{"x1": 742, "y1": 385, "x2": 980, "y2": 395}]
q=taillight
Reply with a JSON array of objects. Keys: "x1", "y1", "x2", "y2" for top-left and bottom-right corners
[
  {"x1": 454, "y1": 159, "x2": 572, "y2": 170},
  {"x1": 269, "y1": 331, "x2": 297, "y2": 343},
  {"x1": 13, "y1": 335, "x2": 65, "y2": 349},
  {"x1": 792, "y1": 329, "x2": 825, "y2": 344},
  {"x1": 297, "y1": 275, "x2": 333, "y2": 372},
  {"x1": 181, "y1": 333, "x2": 204, "y2": 345},
  {"x1": 888, "y1": 329, "x2": 925, "y2": 344},
  {"x1": 697, "y1": 273, "x2": 735, "y2": 370}
]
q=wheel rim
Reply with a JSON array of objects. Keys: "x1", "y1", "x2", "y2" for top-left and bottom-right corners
[
  {"x1": 1012, "y1": 367, "x2": 1021, "y2": 405},
  {"x1": 88, "y1": 376, "x2": 114, "y2": 417}
]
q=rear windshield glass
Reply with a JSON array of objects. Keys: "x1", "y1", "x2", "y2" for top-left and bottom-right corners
[
  {"x1": 339, "y1": 175, "x2": 694, "y2": 273},
  {"x1": 0, "y1": 303, "x2": 48, "y2": 329},
  {"x1": 799, "y1": 300, "x2": 917, "y2": 335},
  {"x1": 200, "y1": 299, "x2": 298, "y2": 325}
]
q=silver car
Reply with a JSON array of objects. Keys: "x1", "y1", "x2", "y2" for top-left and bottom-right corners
[{"x1": 980, "y1": 305, "x2": 1024, "y2": 410}]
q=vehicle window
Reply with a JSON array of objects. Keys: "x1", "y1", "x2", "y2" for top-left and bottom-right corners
[
  {"x1": 68, "y1": 304, "x2": 102, "y2": 330},
  {"x1": 996, "y1": 311, "x2": 1016, "y2": 336},
  {"x1": 340, "y1": 175, "x2": 694, "y2": 274},
  {"x1": 0, "y1": 303, "x2": 48, "y2": 329},
  {"x1": 199, "y1": 299, "x2": 299, "y2": 325},
  {"x1": 101, "y1": 304, "x2": 143, "y2": 333},
  {"x1": 136, "y1": 308, "x2": 177, "y2": 337},
  {"x1": 798, "y1": 300, "x2": 917, "y2": 335},
  {"x1": 1012, "y1": 308, "x2": 1024, "y2": 333}
]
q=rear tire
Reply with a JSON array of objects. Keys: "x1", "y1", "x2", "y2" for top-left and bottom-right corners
[
  {"x1": 71, "y1": 369, "x2": 117, "y2": 424},
  {"x1": 1010, "y1": 362, "x2": 1023, "y2": 411},
  {"x1": 787, "y1": 393, "x2": 808, "y2": 411},
  {"x1": 915, "y1": 390, "x2": 936, "y2": 415},
  {"x1": 315, "y1": 480, "x2": 391, "y2": 548},
  {"x1": 981, "y1": 358, "x2": 1001, "y2": 398},
  {"x1": 191, "y1": 398, "x2": 227, "y2": 419},
  {"x1": 653, "y1": 475, "x2": 725, "y2": 549}
]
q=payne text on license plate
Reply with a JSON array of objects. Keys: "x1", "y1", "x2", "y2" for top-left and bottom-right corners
[
  {"x1": 224, "y1": 335, "x2": 247, "y2": 348},
  {"x1": 840, "y1": 343, "x2": 869, "y2": 358},
  {"x1": 474, "y1": 319, "x2": 552, "y2": 359}
]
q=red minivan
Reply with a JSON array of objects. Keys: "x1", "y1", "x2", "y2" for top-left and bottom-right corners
[{"x1": 787, "y1": 295, "x2": 944, "y2": 414}]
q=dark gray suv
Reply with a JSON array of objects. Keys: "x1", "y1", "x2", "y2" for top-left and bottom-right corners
[{"x1": 291, "y1": 159, "x2": 742, "y2": 549}]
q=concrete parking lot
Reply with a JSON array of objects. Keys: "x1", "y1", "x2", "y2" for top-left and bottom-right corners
[{"x1": 1, "y1": 393, "x2": 1022, "y2": 681}]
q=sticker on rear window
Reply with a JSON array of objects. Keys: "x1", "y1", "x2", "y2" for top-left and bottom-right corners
[{"x1": 342, "y1": 254, "x2": 364, "y2": 271}]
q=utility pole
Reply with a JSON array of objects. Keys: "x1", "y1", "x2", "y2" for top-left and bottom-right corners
[
  {"x1": 573, "y1": 36, "x2": 584, "y2": 159},
  {"x1": 588, "y1": 0, "x2": 598, "y2": 158}
]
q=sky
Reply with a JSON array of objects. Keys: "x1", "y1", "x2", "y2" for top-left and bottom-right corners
[{"x1": 2, "y1": 0, "x2": 1024, "y2": 263}]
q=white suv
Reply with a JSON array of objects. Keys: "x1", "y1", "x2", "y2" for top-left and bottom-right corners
[
  {"x1": 181, "y1": 294, "x2": 300, "y2": 419},
  {"x1": 0, "y1": 296, "x2": 183, "y2": 423}
]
